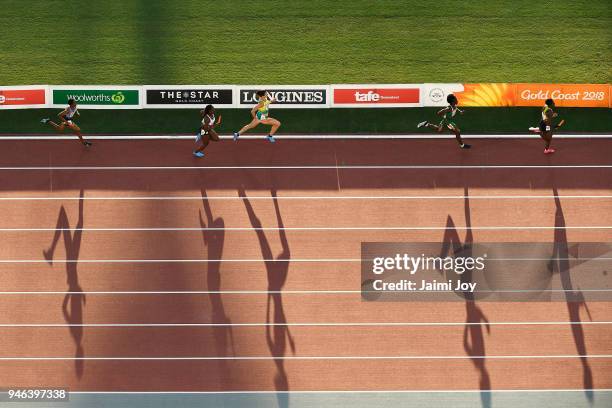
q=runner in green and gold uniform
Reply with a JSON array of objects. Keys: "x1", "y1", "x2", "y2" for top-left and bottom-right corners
[
  {"x1": 528, "y1": 98, "x2": 565, "y2": 154},
  {"x1": 417, "y1": 94, "x2": 471, "y2": 149},
  {"x1": 233, "y1": 90, "x2": 281, "y2": 143}
]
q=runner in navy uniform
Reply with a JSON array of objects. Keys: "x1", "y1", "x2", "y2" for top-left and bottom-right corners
[{"x1": 41, "y1": 99, "x2": 92, "y2": 146}]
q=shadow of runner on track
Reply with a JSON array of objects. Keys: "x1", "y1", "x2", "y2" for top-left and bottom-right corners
[
  {"x1": 551, "y1": 187, "x2": 594, "y2": 404},
  {"x1": 42, "y1": 189, "x2": 86, "y2": 379},
  {"x1": 439, "y1": 187, "x2": 492, "y2": 408},
  {"x1": 240, "y1": 187, "x2": 295, "y2": 408},
  {"x1": 199, "y1": 189, "x2": 235, "y2": 388}
]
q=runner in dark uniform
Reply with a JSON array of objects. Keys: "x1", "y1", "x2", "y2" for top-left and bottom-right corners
[{"x1": 193, "y1": 104, "x2": 221, "y2": 158}]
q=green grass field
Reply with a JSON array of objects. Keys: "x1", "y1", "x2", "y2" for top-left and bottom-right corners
[{"x1": 1, "y1": 0, "x2": 610, "y2": 85}]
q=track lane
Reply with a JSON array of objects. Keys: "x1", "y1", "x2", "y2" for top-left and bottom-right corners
[{"x1": 0, "y1": 359, "x2": 610, "y2": 391}]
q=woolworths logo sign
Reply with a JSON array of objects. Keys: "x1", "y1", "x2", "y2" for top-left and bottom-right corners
[{"x1": 52, "y1": 89, "x2": 139, "y2": 105}]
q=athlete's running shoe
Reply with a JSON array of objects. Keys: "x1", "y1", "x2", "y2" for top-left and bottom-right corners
[
  {"x1": 233, "y1": 132, "x2": 240, "y2": 141},
  {"x1": 417, "y1": 121, "x2": 428, "y2": 128},
  {"x1": 83, "y1": 141, "x2": 93, "y2": 147},
  {"x1": 267, "y1": 135, "x2": 276, "y2": 143},
  {"x1": 193, "y1": 151, "x2": 205, "y2": 158},
  {"x1": 40, "y1": 118, "x2": 50, "y2": 124},
  {"x1": 544, "y1": 148, "x2": 556, "y2": 154},
  {"x1": 528, "y1": 127, "x2": 539, "y2": 132},
  {"x1": 460, "y1": 143, "x2": 472, "y2": 149}
]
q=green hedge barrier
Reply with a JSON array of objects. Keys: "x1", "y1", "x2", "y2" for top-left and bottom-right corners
[{"x1": 0, "y1": 107, "x2": 610, "y2": 135}]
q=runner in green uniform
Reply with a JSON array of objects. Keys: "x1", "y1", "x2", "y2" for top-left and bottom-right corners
[
  {"x1": 233, "y1": 90, "x2": 281, "y2": 143},
  {"x1": 418, "y1": 94, "x2": 471, "y2": 149}
]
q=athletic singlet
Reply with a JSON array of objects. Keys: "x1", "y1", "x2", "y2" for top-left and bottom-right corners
[
  {"x1": 541, "y1": 105, "x2": 553, "y2": 122},
  {"x1": 64, "y1": 105, "x2": 78, "y2": 120},
  {"x1": 444, "y1": 105, "x2": 459, "y2": 120},
  {"x1": 201, "y1": 114, "x2": 215, "y2": 127},
  {"x1": 257, "y1": 99, "x2": 271, "y2": 118}
]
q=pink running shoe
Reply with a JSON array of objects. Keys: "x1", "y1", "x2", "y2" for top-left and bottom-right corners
[{"x1": 544, "y1": 148, "x2": 556, "y2": 154}]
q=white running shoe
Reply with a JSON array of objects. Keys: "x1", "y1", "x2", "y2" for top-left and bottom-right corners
[{"x1": 417, "y1": 121, "x2": 428, "y2": 128}]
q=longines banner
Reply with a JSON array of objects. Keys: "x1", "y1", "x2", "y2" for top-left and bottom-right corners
[
  {"x1": 144, "y1": 85, "x2": 234, "y2": 108},
  {"x1": 236, "y1": 85, "x2": 330, "y2": 108},
  {"x1": 422, "y1": 83, "x2": 610, "y2": 107}
]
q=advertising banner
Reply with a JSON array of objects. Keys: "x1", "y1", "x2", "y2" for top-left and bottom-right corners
[
  {"x1": 144, "y1": 85, "x2": 234, "y2": 108},
  {"x1": 448, "y1": 83, "x2": 516, "y2": 107},
  {"x1": 423, "y1": 83, "x2": 611, "y2": 108},
  {"x1": 422, "y1": 84, "x2": 464, "y2": 107},
  {"x1": 332, "y1": 84, "x2": 422, "y2": 107},
  {"x1": 515, "y1": 83, "x2": 609, "y2": 108},
  {"x1": 0, "y1": 85, "x2": 47, "y2": 109},
  {"x1": 50, "y1": 86, "x2": 141, "y2": 109},
  {"x1": 236, "y1": 86, "x2": 329, "y2": 108}
]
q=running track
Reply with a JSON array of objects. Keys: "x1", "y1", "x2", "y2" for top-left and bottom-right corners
[{"x1": 0, "y1": 137, "x2": 610, "y2": 407}]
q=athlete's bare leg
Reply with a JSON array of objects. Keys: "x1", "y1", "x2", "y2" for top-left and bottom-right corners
[
  {"x1": 449, "y1": 125, "x2": 470, "y2": 149},
  {"x1": 47, "y1": 121, "x2": 66, "y2": 132},
  {"x1": 237, "y1": 118, "x2": 261, "y2": 136},
  {"x1": 67, "y1": 123, "x2": 87, "y2": 144},
  {"x1": 261, "y1": 117, "x2": 281, "y2": 135}
]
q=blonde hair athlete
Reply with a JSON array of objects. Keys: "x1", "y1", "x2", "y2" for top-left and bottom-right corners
[{"x1": 233, "y1": 90, "x2": 281, "y2": 143}]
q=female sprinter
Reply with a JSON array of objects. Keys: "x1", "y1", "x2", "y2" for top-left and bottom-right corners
[
  {"x1": 233, "y1": 90, "x2": 281, "y2": 143},
  {"x1": 193, "y1": 104, "x2": 222, "y2": 158},
  {"x1": 528, "y1": 98, "x2": 565, "y2": 154},
  {"x1": 41, "y1": 99, "x2": 92, "y2": 146},
  {"x1": 417, "y1": 94, "x2": 471, "y2": 149}
]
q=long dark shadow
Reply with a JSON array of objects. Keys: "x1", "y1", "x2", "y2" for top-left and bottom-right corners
[
  {"x1": 240, "y1": 187, "x2": 295, "y2": 408},
  {"x1": 440, "y1": 187, "x2": 491, "y2": 408},
  {"x1": 42, "y1": 189, "x2": 86, "y2": 379},
  {"x1": 199, "y1": 189, "x2": 234, "y2": 388},
  {"x1": 552, "y1": 187, "x2": 594, "y2": 404}
]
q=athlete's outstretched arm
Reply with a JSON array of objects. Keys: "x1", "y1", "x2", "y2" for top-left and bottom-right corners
[
  {"x1": 436, "y1": 107, "x2": 450, "y2": 116},
  {"x1": 58, "y1": 108, "x2": 69, "y2": 121}
]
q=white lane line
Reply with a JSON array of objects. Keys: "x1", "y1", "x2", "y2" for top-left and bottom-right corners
[
  {"x1": 1, "y1": 165, "x2": 611, "y2": 170},
  {"x1": 68, "y1": 389, "x2": 612, "y2": 394},
  {"x1": 2, "y1": 133, "x2": 612, "y2": 140},
  {"x1": 0, "y1": 195, "x2": 611, "y2": 201},
  {"x1": 1, "y1": 257, "x2": 609, "y2": 263},
  {"x1": 1, "y1": 226, "x2": 611, "y2": 232},
  {"x1": 0, "y1": 322, "x2": 610, "y2": 327},
  {"x1": 0, "y1": 354, "x2": 610, "y2": 361},
  {"x1": 0, "y1": 289, "x2": 611, "y2": 295}
]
